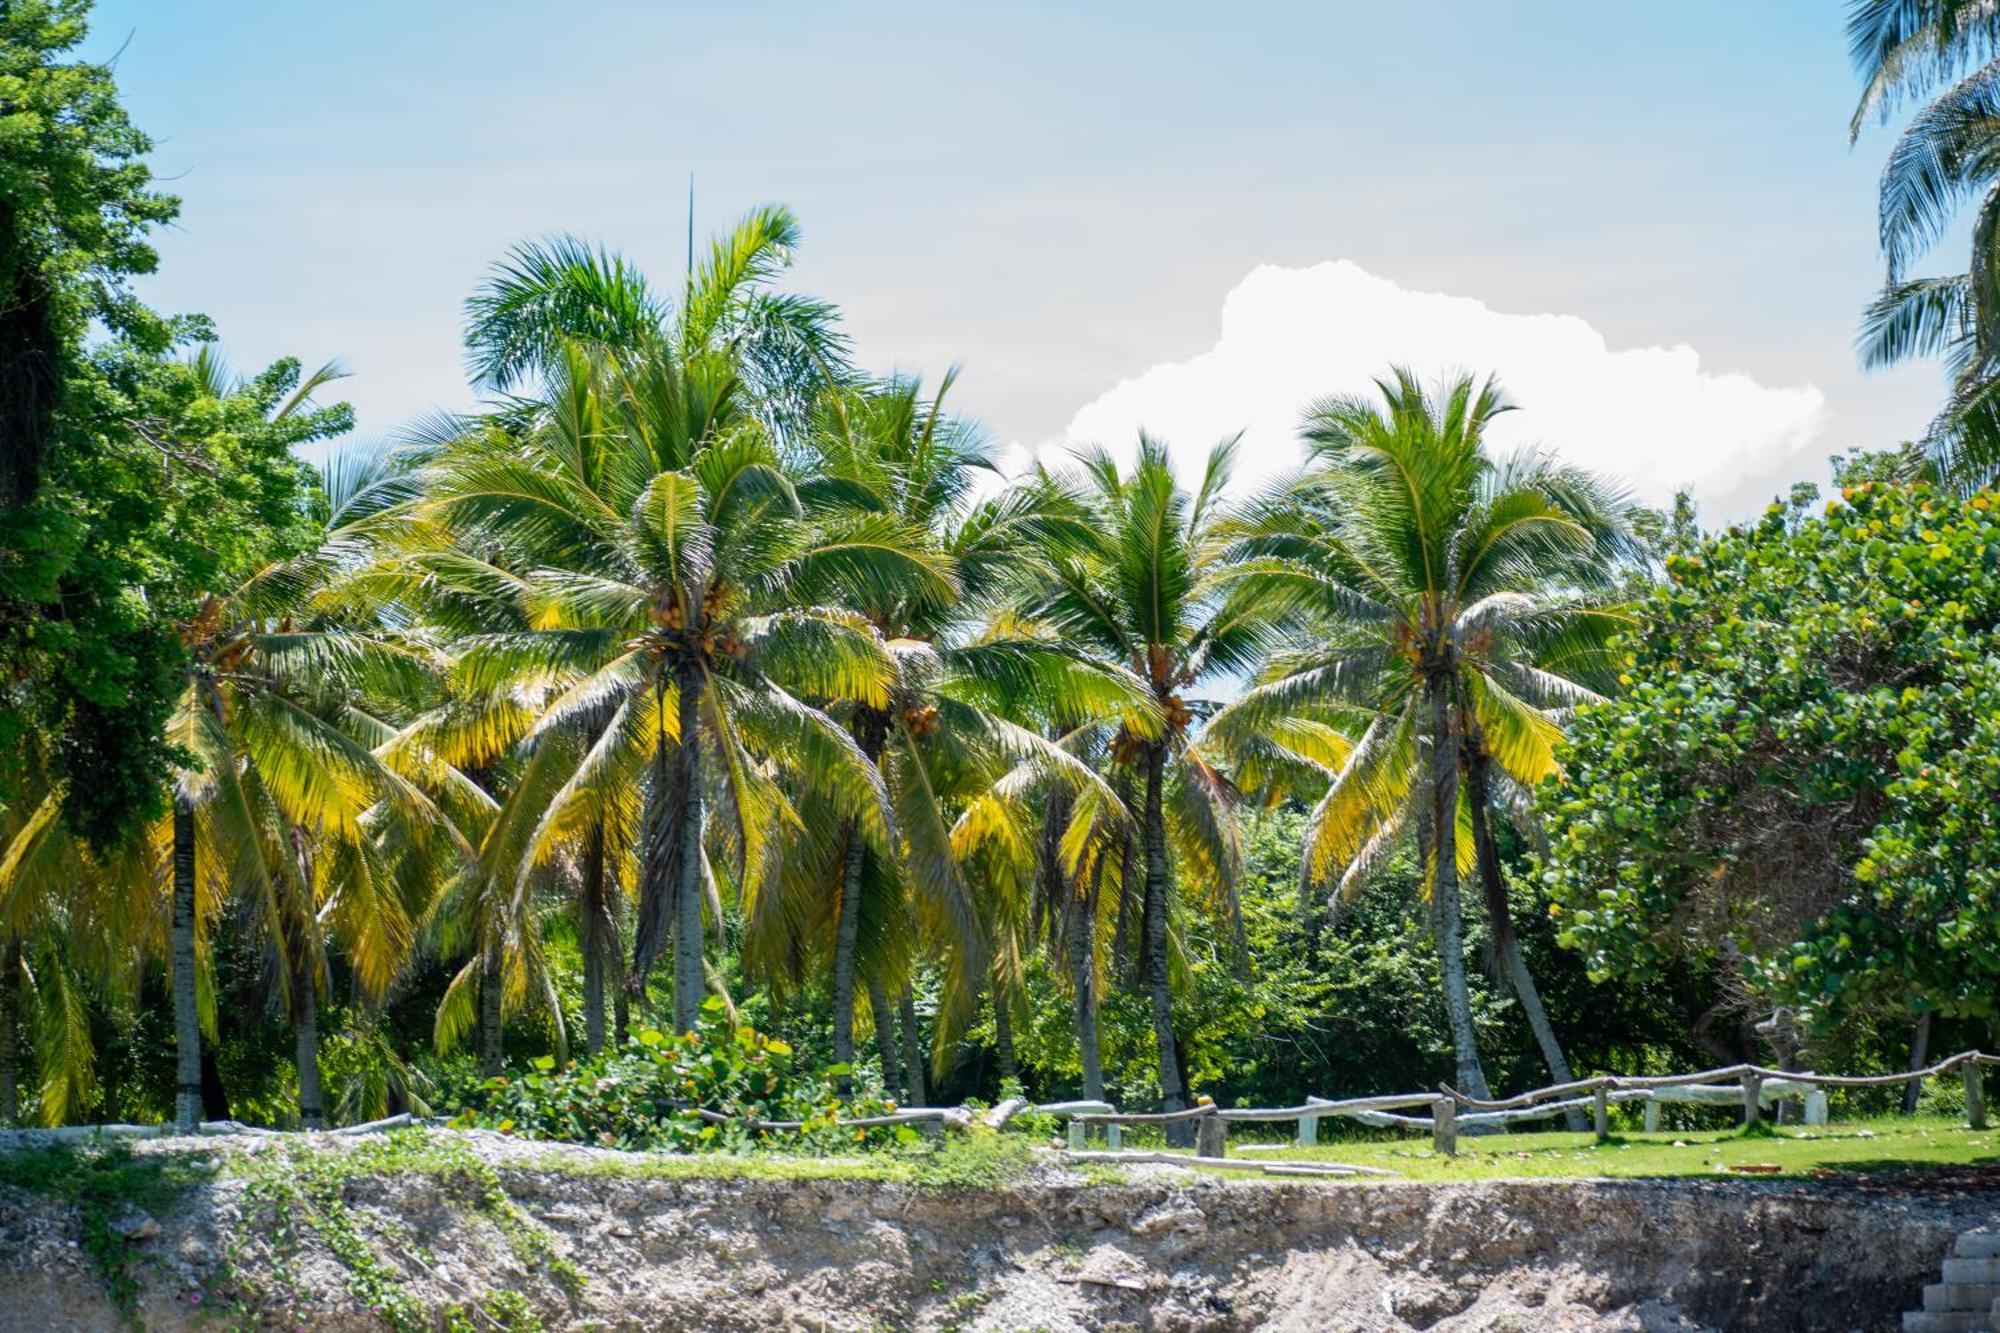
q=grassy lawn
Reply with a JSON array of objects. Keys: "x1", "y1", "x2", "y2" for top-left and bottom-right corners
[{"x1": 1205, "y1": 1115, "x2": 2000, "y2": 1182}]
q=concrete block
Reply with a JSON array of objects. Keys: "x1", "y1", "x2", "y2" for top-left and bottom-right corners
[
  {"x1": 1923, "y1": 1281, "x2": 2000, "y2": 1311},
  {"x1": 1941, "y1": 1256, "x2": 2000, "y2": 1285}
]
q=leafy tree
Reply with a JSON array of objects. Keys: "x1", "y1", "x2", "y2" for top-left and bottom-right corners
[
  {"x1": 1543, "y1": 482, "x2": 2000, "y2": 1032},
  {"x1": 0, "y1": 3, "x2": 263, "y2": 849},
  {"x1": 1216, "y1": 369, "x2": 1635, "y2": 1102}
]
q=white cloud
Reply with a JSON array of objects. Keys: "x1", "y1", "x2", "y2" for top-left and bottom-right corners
[{"x1": 1045, "y1": 261, "x2": 1829, "y2": 516}]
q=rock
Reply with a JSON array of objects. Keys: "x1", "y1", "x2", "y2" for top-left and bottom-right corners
[
  {"x1": 106, "y1": 1204, "x2": 158, "y2": 1242},
  {"x1": 1129, "y1": 1202, "x2": 1206, "y2": 1238}
]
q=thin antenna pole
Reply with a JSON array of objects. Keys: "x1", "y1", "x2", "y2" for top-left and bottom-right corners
[{"x1": 685, "y1": 173, "x2": 695, "y2": 292}]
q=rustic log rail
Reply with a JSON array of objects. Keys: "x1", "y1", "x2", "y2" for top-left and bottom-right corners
[{"x1": 5, "y1": 1051, "x2": 1988, "y2": 1159}]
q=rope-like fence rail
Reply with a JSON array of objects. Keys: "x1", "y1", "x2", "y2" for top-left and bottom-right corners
[
  {"x1": 1438, "y1": 1048, "x2": 2000, "y2": 1110},
  {"x1": 3, "y1": 1051, "x2": 1990, "y2": 1167}
]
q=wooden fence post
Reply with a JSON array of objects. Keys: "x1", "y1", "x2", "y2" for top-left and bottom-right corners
[
  {"x1": 1432, "y1": 1097, "x2": 1458, "y2": 1156},
  {"x1": 1195, "y1": 1112, "x2": 1227, "y2": 1158},
  {"x1": 1965, "y1": 1061, "x2": 1988, "y2": 1131},
  {"x1": 1593, "y1": 1086, "x2": 1610, "y2": 1140},
  {"x1": 1741, "y1": 1072, "x2": 1762, "y2": 1128}
]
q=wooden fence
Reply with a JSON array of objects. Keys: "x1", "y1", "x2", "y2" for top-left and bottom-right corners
[
  {"x1": 3, "y1": 1050, "x2": 1991, "y2": 1169},
  {"x1": 1004, "y1": 1047, "x2": 1999, "y2": 1163}
]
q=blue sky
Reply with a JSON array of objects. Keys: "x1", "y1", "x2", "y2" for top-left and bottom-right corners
[{"x1": 86, "y1": 1, "x2": 1941, "y2": 516}]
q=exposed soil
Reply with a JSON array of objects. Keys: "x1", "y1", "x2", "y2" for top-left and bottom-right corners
[{"x1": 0, "y1": 1131, "x2": 1989, "y2": 1332}]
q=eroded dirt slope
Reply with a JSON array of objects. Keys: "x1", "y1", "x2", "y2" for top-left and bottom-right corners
[{"x1": 0, "y1": 1132, "x2": 1989, "y2": 1332}]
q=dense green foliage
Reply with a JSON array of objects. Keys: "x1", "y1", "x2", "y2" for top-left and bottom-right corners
[
  {"x1": 1544, "y1": 483, "x2": 2000, "y2": 1024},
  {"x1": 0, "y1": 6, "x2": 343, "y2": 847},
  {"x1": 459, "y1": 1013, "x2": 899, "y2": 1152}
]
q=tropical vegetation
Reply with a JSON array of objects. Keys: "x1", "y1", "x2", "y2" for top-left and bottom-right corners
[{"x1": 1, "y1": 0, "x2": 1995, "y2": 1146}]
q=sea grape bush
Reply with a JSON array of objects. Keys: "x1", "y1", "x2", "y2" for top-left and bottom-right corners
[
  {"x1": 455, "y1": 1009, "x2": 899, "y2": 1151},
  {"x1": 1542, "y1": 483, "x2": 2000, "y2": 1024}
]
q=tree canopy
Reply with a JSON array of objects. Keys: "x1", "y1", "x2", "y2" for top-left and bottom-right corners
[{"x1": 1543, "y1": 482, "x2": 2000, "y2": 1025}]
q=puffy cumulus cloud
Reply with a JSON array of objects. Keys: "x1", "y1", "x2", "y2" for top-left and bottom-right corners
[{"x1": 1050, "y1": 261, "x2": 1829, "y2": 515}]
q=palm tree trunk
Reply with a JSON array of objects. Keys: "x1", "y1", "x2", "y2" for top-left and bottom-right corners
[
  {"x1": 1141, "y1": 741, "x2": 1192, "y2": 1145},
  {"x1": 1903, "y1": 1012, "x2": 1932, "y2": 1115},
  {"x1": 581, "y1": 821, "x2": 611, "y2": 1058},
  {"x1": 831, "y1": 820, "x2": 867, "y2": 1099},
  {"x1": 671, "y1": 657, "x2": 706, "y2": 1034},
  {"x1": 1427, "y1": 677, "x2": 1491, "y2": 1101},
  {"x1": 0, "y1": 936, "x2": 19, "y2": 1127},
  {"x1": 1043, "y1": 785, "x2": 1105, "y2": 1102},
  {"x1": 295, "y1": 980, "x2": 324, "y2": 1130},
  {"x1": 869, "y1": 978, "x2": 900, "y2": 1097},
  {"x1": 992, "y1": 986, "x2": 1018, "y2": 1089},
  {"x1": 897, "y1": 987, "x2": 927, "y2": 1106},
  {"x1": 1465, "y1": 744, "x2": 1580, "y2": 1128},
  {"x1": 1110, "y1": 772, "x2": 1138, "y2": 980},
  {"x1": 478, "y1": 944, "x2": 504, "y2": 1078},
  {"x1": 171, "y1": 794, "x2": 202, "y2": 1132},
  {"x1": 830, "y1": 712, "x2": 887, "y2": 1100},
  {"x1": 1070, "y1": 862, "x2": 1106, "y2": 1103}
]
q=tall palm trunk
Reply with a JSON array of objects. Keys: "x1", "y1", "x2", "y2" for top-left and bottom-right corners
[
  {"x1": 869, "y1": 978, "x2": 901, "y2": 1096},
  {"x1": 632, "y1": 655, "x2": 706, "y2": 1032},
  {"x1": 478, "y1": 943, "x2": 504, "y2": 1077},
  {"x1": 897, "y1": 987, "x2": 927, "y2": 1106},
  {"x1": 1042, "y1": 786, "x2": 1105, "y2": 1101},
  {"x1": 1426, "y1": 674, "x2": 1490, "y2": 1101},
  {"x1": 581, "y1": 820, "x2": 614, "y2": 1057},
  {"x1": 1903, "y1": 1012, "x2": 1933, "y2": 1115},
  {"x1": 830, "y1": 711, "x2": 886, "y2": 1099},
  {"x1": 671, "y1": 657, "x2": 706, "y2": 1034},
  {"x1": 1069, "y1": 862, "x2": 1106, "y2": 1103},
  {"x1": 171, "y1": 794, "x2": 202, "y2": 1132},
  {"x1": 831, "y1": 823, "x2": 868, "y2": 1098},
  {"x1": 1465, "y1": 742, "x2": 1581, "y2": 1129},
  {"x1": 1141, "y1": 740, "x2": 1191, "y2": 1144},
  {"x1": 0, "y1": 936, "x2": 19, "y2": 1127},
  {"x1": 295, "y1": 977, "x2": 324, "y2": 1130}
]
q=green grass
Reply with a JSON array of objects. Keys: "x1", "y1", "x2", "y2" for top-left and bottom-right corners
[
  {"x1": 1208, "y1": 1114, "x2": 2000, "y2": 1182},
  {"x1": 512, "y1": 1125, "x2": 1041, "y2": 1190}
]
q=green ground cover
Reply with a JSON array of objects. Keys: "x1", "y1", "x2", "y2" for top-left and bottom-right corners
[{"x1": 1212, "y1": 1115, "x2": 2000, "y2": 1182}]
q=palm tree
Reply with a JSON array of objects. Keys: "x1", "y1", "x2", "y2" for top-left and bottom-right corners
[
  {"x1": 418, "y1": 207, "x2": 935, "y2": 1038},
  {"x1": 0, "y1": 755, "x2": 153, "y2": 1125},
  {"x1": 1849, "y1": 1, "x2": 2000, "y2": 485},
  {"x1": 128, "y1": 360, "x2": 442, "y2": 1132},
  {"x1": 1215, "y1": 369, "x2": 1633, "y2": 1103},
  {"x1": 416, "y1": 350, "x2": 936, "y2": 1036},
  {"x1": 1021, "y1": 437, "x2": 1272, "y2": 1139},
  {"x1": 750, "y1": 374, "x2": 1146, "y2": 1096}
]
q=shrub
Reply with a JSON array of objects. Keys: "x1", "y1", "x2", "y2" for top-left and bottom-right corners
[{"x1": 454, "y1": 1009, "x2": 899, "y2": 1152}]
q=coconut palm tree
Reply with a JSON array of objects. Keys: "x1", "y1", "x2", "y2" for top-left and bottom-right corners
[
  {"x1": 1849, "y1": 1, "x2": 2000, "y2": 485},
  {"x1": 0, "y1": 754, "x2": 153, "y2": 1126},
  {"x1": 1214, "y1": 369, "x2": 1634, "y2": 1103},
  {"x1": 750, "y1": 374, "x2": 1147, "y2": 1096},
  {"x1": 417, "y1": 207, "x2": 931, "y2": 1037},
  {"x1": 1020, "y1": 437, "x2": 1274, "y2": 1138},
  {"x1": 416, "y1": 346, "x2": 939, "y2": 1036}
]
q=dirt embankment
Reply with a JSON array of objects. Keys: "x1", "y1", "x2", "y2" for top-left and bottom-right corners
[{"x1": 0, "y1": 1133, "x2": 1988, "y2": 1332}]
